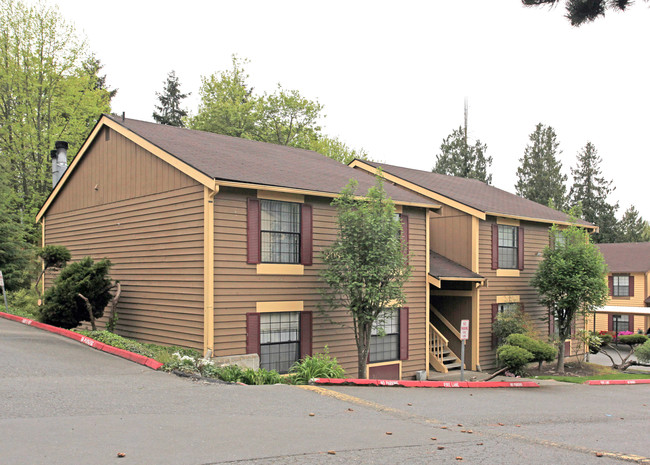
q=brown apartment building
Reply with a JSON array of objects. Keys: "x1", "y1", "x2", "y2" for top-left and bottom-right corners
[
  {"x1": 36, "y1": 115, "x2": 438, "y2": 380},
  {"x1": 350, "y1": 160, "x2": 595, "y2": 371}
]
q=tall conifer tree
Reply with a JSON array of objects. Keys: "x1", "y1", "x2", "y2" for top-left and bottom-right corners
[
  {"x1": 569, "y1": 142, "x2": 619, "y2": 243},
  {"x1": 618, "y1": 206, "x2": 649, "y2": 243},
  {"x1": 516, "y1": 123, "x2": 567, "y2": 209},
  {"x1": 153, "y1": 70, "x2": 189, "y2": 127}
]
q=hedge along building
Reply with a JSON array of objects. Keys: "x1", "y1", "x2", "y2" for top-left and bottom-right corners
[
  {"x1": 36, "y1": 114, "x2": 440, "y2": 379},
  {"x1": 591, "y1": 242, "x2": 650, "y2": 335},
  {"x1": 349, "y1": 160, "x2": 597, "y2": 371}
]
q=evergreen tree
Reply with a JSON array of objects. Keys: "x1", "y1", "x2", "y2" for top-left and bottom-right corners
[
  {"x1": 569, "y1": 142, "x2": 619, "y2": 243},
  {"x1": 618, "y1": 206, "x2": 649, "y2": 243},
  {"x1": 153, "y1": 70, "x2": 189, "y2": 127},
  {"x1": 522, "y1": 0, "x2": 645, "y2": 27},
  {"x1": 433, "y1": 102, "x2": 492, "y2": 184},
  {"x1": 515, "y1": 123, "x2": 567, "y2": 209}
]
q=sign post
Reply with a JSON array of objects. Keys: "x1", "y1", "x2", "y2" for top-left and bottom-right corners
[
  {"x1": 460, "y1": 319, "x2": 469, "y2": 381},
  {"x1": 0, "y1": 271, "x2": 8, "y2": 313}
]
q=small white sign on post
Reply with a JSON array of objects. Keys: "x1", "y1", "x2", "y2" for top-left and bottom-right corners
[
  {"x1": 460, "y1": 319, "x2": 470, "y2": 341},
  {"x1": 0, "y1": 270, "x2": 8, "y2": 313},
  {"x1": 0, "y1": 270, "x2": 4, "y2": 288}
]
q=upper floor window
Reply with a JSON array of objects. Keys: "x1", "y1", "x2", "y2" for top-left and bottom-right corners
[
  {"x1": 613, "y1": 275, "x2": 630, "y2": 297},
  {"x1": 498, "y1": 225, "x2": 519, "y2": 269},
  {"x1": 260, "y1": 199, "x2": 301, "y2": 264}
]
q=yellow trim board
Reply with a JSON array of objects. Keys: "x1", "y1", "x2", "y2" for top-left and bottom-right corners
[
  {"x1": 496, "y1": 295, "x2": 520, "y2": 304},
  {"x1": 256, "y1": 301, "x2": 304, "y2": 313},
  {"x1": 256, "y1": 264, "x2": 304, "y2": 275},
  {"x1": 496, "y1": 269, "x2": 520, "y2": 277},
  {"x1": 203, "y1": 186, "x2": 217, "y2": 355},
  {"x1": 366, "y1": 360, "x2": 402, "y2": 380},
  {"x1": 471, "y1": 217, "x2": 479, "y2": 273},
  {"x1": 497, "y1": 217, "x2": 520, "y2": 226},
  {"x1": 257, "y1": 190, "x2": 304, "y2": 203},
  {"x1": 425, "y1": 209, "x2": 431, "y2": 378},
  {"x1": 427, "y1": 275, "x2": 441, "y2": 288},
  {"x1": 489, "y1": 212, "x2": 598, "y2": 232},
  {"x1": 350, "y1": 159, "x2": 480, "y2": 219}
]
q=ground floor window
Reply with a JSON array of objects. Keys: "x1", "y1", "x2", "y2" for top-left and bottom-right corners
[
  {"x1": 610, "y1": 314, "x2": 631, "y2": 333},
  {"x1": 370, "y1": 308, "x2": 400, "y2": 363},
  {"x1": 260, "y1": 312, "x2": 300, "y2": 373}
]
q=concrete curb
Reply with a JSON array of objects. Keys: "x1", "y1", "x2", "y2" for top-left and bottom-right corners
[
  {"x1": 312, "y1": 378, "x2": 540, "y2": 388},
  {"x1": 0, "y1": 312, "x2": 163, "y2": 370},
  {"x1": 585, "y1": 379, "x2": 650, "y2": 385}
]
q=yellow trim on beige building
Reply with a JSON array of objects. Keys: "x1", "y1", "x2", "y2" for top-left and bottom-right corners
[
  {"x1": 256, "y1": 264, "x2": 305, "y2": 275},
  {"x1": 425, "y1": 209, "x2": 431, "y2": 377},
  {"x1": 496, "y1": 269, "x2": 520, "y2": 277},
  {"x1": 471, "y1": 217, "x2": 479, "y2": 273},
  {"x1": 256, "y1": 301, "x2": 304, "y2": 313},
  {"x1": 489, "y1": 212, "x2": 598, "y2": 231},
  {"x1": 41, "y1": 217, "x2": 46, "y2": 295},
  {"x1": 257, "y1": 190, "x2": 305, "y2": 203},
  {"x1": 366, "y1": 360, "x2": 402, "y2": 379},
  {"x1": 427, "y1": 274, "x2": 441, "y2": 288},
  {"x1": 472, "y1": 287, "x2": 479, "y2": 370}
]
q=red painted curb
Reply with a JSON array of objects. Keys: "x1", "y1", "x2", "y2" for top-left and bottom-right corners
[
  {"x1": 585, "y1": 379, "x2": 650, "y2": 385},
  {"x1": 312, "y1": 378, "x2": 539, "y2": 388},
  {"x1": 0, "y1": 312, "x2": 163, "y2": 370}
]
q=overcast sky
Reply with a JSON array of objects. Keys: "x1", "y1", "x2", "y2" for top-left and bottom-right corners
[{"x1": 51, "y1": 0, "x2": 650, "y2": 221}]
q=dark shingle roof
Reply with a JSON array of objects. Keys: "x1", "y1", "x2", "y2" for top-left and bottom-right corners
[
  {"x1": 106, "y1": 116, "x2": 436, "y2": 206},
  {"x1": 597, "y1": 242, "x2": 650, "y2": 273},
  {"x1": 363, "y1": 161, "x2": 592, "y2": 226},
  {"x1": 429, "y1": 252, "x2": 484, "y2": 281}
]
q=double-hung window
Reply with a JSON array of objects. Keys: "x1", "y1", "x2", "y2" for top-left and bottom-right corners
[
  {"x1": 260, "y1": 312, "x2": 300, "y2": 373},
  {"x1": 370, "y1": 308, "x2": 400, "y2": 363},
  {"x1": 497, "y1": 225, "x2": 518, "y2": 269},
  {"x1": 613, "y1": 275, "x2": 630, "y2": 297},
  {"x1": 260, "y1": 200, "x2": 301, "y2": 264}
]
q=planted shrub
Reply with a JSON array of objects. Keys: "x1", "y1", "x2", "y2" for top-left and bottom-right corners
[
  {"x1": 497, "y1": 344, "x2": 534, "y2": 375},
  {"x1": 492, "y1": 305, "x2": 531, "y2": 345},
  {"x1": 215, "y1": 364, "x2": 245, "y2": 382},
  {"x1": 290, "y1": 348, "x2": 346, "y2": 384},
  {"x1": 618, "y1": 334, "x2": 648, "y2": 346},
  {"x1": 240, "y1": 368, "x2": 284, "y2": 385},
  {"x1": 636, "y1": 340, "x2": 650, "y2": 363},
  {"x1": 505, "y1": 333, "x2": 557, "y2": 369},
  {"x1": 40, "y1": 257, "x2": 113, "y2": 329}
]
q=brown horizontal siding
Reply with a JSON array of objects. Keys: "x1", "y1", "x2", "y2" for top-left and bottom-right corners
[
  {"x1": 44, "y1": 141, "x2": 205, "y2": 350},
  {"x1": 430, "y1": 205, "x2": 472, "y2": 269},
  {"x1": 48, "y1": 127, "x2": 196, "y2": 214},
  {"x1": 478, "y1": 218, "x2": 550, "y2": 369},
  {"x1": 213, "y1": 188, "x2": 427, "y2": 379}
]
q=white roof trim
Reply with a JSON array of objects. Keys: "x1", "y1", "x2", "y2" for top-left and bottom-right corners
[{"x1": 596, "y1": 306, "x2": 650, "y2": 315}]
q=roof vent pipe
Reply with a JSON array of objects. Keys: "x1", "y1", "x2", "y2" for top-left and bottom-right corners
[{"x1": 51, "y1": 141, "x2": 68, "y2": 187}]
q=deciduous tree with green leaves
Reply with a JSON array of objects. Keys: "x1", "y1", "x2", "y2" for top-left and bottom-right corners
[
  {"x1": 531, "y1": 224, "x2": 608, "y2": 373},
  {"x1": 307, "y1": 135, "x2": 371, "y2": 165},
  {"x1": 569, "y1": 142, "x2": 619, "y2": 243},
  {"x1": 320, "y1": 176, "x2": 411, "y2": 378},
  {"x1": 0, "y1": 0, "x2": 114, "y2": 244},
  {"x1": 153, "y1": 70, "x2": 190, "y2": 127},
  {"x1": 515, "y1": 123, "x2": 567, "y2": 209}
]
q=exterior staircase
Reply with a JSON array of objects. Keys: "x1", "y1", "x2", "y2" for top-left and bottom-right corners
[{"x1": 429, "y1": 322, "x2": 463, "y2": 373}]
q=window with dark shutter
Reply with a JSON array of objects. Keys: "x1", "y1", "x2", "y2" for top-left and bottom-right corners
[
  {"x1": 300, "y1": 311, "x2": 312, "y2": 358},
  {"x1": 518, "y1": 227, "x2": 525, "y2": 271},
  {"x1": 300, "y1": 204, "x2": 313, "y2": 266},
  {"x1": 491, "y1": 224, "x2": 498, "y2": 270},
  {"x1": 246, "y1": 312, "x2": 261, "y2": 355},
  {"x1": 370, "y1": 308, "x2": 400, "y2": 363},
  {"x1": 247, "y1": 199, "x2": 261, "y2": 264}
]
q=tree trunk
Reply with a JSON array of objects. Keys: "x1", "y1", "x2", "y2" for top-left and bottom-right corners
[
  {"x1": 105, "y1": 282, "x2": 121, "y2": 331},
  {"x1": 357, "y1": 322, "x2": 371, "y2": 379},
  {"x1": 556, "y1": 339, "x2": 565, "y2": 374},
  {"x1": 78, "y1": 293, "x2": 95, "y2": 331}
]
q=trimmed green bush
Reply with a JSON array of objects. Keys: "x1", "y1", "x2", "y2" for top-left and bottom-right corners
[
  {"x1": 40, "y1": 257, "x2": 113, "y2": 329},
  {"x1": 505, "y1": 333, "x2": 557, "y2": 369},
  {"x1": 492, "y1": 305, "x2": 531, "y2": 345},
  {"x1": 290, "y1": 348, "x2": 346, "y2": 384},
  {"x1": 618, "y1": 334, "x2": 648, "y2": 346},
  {"x1": 240, "y1": 367, "x2": 284, "y2": 385},
  {"x1": 497, "y1": 344, "x2": 534, "y2": 375},
  {"x1": 636, "y1": 340, "x2": 650, "y2": 363},
  {"x1": 599, "y1": 333, "x2": 614, "y2": 345}
]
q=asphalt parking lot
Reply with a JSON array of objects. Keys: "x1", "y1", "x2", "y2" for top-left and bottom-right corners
[{"x1": 1, "y1": 317, "x2": 648, "y2": 465}]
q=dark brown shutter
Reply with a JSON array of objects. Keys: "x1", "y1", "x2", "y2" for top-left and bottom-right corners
[
  {"x1": 608, "y1": 313, "x2": 613, "y2": 331},
  {"x1": 247, "y1": 198, "x2": 261, "y2": 264},
  {"x1": 246, "y1": 312, "x2": 261, "y2": 355},
  {"x1": 629, "y1": 275, "x2": 634, "y2": 297},
  {"x1": 400, "y1": 307, "x2": 409, "y2": 360},
  {"x1": 518, "y1": 227, "x2": 525, "y2": 271},
  {"x1": 628, "y1": 314, "x2": 635, "y2": 332},
  {"x1": 300, "y1": 311, "x2": 312, "y2": 358},
  {"x1": 300, "y1": 204, "x2": 313, "y2": 266},
  {"x1": 400, "y1": 214, "x2": 410, "y2": 259},
  {"x1": 608, "y1": 276, "x2": 613, "y2": 296},
  {"x1": 491, "y1": 224, "x2": 499, "y2": 270},
  {"x1": 491, "y1": 303, "x2": 499, "y2": 348}
]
